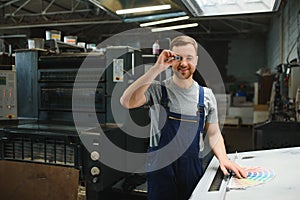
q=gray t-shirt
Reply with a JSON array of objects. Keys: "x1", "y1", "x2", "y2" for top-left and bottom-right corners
[{"x1": 145, "y1": 78, "x2": 218, "y2": 147}]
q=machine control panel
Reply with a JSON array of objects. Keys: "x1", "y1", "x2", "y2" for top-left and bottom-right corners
[{"x1": 0, "y1": 69, "x2": 17, "y2": 119}]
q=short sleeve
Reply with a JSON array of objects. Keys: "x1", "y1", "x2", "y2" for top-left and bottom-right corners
[
  {"x1": 204, "y1": 88, "x2": 219, "y2": 123},
  {"x1": 145, "y1": 80, "x2": 162, "y2": 106}
]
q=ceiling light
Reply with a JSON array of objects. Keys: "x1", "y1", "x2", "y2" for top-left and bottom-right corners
[
  {"x1": 116, "y1": 5, "x2": 171, "y2": 15},
  {"x1": 123, "y1": 11, "x2": 186, "y2": 23},
  {"x1": 140, "y1": 16, "x2": 190, "y2": 27},
  {"x1": 151, "y1": 23, "x2": 198, "y2": 32}
]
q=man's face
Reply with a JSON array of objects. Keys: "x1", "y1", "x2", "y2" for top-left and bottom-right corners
[{"x1": 171, "y1": 44, "x2": 198, "y2": 80}]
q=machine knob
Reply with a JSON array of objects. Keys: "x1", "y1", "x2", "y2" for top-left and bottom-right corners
[
  {"x1": 92, "y1": 177, "x2": 99, "y2": 183},
  {"x1": 90, "y1": 166, "x2": 100, "y2": 176},
  {"x1": 90, "y1": 151, "x2": 100, "y2": 161}
]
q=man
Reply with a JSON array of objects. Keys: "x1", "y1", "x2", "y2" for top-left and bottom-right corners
[{"x1": 120, "y1": 35, "x2": 247, "y2": 200}]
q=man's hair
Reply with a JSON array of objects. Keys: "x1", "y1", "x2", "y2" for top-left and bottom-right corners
[{"x1": 170, "y1": 35, "x2": 198, "y2": 52}]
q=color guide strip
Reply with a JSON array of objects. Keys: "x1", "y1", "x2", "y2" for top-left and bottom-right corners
[{"x1": 229, "y1": 166, "x2": 275, "y2": 189}]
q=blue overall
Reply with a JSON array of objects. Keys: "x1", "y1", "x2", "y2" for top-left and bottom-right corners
[{"x1": 147, "y1": 84, "x2": 205, "y2": 200}]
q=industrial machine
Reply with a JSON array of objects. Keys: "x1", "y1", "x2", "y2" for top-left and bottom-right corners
[
  {"x1": 270, "y1": 62, "x2": 300, "y2": 122},
  {"x1": 253, "y1": 120, "x2": 300, "y2": 150},
  {"x1": 0, "y1": 46, "x2": 144, "y2": 199},
  {"x1": 255, "y1": 58, "x2": 300, "y2": 150},
  {"x1": 190, "y1": 147, "x2": 300, "y2": 200}
]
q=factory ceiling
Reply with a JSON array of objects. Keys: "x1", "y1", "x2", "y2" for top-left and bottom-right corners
[{"x1": 0, "y1": 0, "x2": 282, "y2": 43}]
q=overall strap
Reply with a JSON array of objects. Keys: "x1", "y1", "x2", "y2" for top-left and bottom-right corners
[
  {"x1": 198, "y1": 86, "x2": 205, "y2": 131},
  {"x1": 160, "y1": 82, "x2": 169, "y2": 109}
]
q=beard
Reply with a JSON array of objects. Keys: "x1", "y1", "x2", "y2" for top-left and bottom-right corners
[{"x1": 173, "y1": 65, "x2": 194, "y2": 80}]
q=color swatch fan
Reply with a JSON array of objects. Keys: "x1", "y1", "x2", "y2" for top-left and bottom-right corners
[{"x1": 229, "y1": 166, "x2": 275, "y2": 189}]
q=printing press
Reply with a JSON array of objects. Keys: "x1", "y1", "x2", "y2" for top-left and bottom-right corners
[{"x1": 0, "y1": 46, "x2": 146, "y2": 199}]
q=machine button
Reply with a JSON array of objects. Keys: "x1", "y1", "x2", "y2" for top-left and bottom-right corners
[
  {"x1": 90, "y1": 151, "x2": 100, "y2": 161},
  {"x1": 90, "y1": 166, "x2": 100, "y2": 176}
]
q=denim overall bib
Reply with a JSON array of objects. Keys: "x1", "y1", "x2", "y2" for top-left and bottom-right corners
[{"x1": 147, "y1": 84, "x2": 205, "y2": 200}]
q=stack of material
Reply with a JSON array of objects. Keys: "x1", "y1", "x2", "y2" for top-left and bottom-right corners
[{"x1": 0, "y1": 160, "x2": 79, "y2": 200}]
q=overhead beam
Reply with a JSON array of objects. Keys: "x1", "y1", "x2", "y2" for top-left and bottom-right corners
[
  {"x1": 12, "y1": 0, "x2": 31, "y2": 16},
  {"x1": 0, "y1": 0, "x2": 22, "y2": 9},
  {"x1": 43, "y1": 0, "x2": 69, "y2": 11},
  {"x1": 42, "y1": 0, "x2": 56, "y2": 14},
  {"x1": 0, "y1": 20, "x2": 123, "y2": 29},
  {"x1": 218, "y1": 19, "x2": 241, "y2": 32},
  {"x1": 5, "y1": 9, "x2": 93, "y2": 17},
  {"x1": 228, "y1": 19, "x2": 268, "y2": 28}
]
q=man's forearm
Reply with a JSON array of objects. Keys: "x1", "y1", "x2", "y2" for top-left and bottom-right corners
[
  {"x1": 207, "y1": 123, "x2": 229, "y2": 161},
  {"x1": 120, "y1": 66, "x2": 161, "y2": 109},
  {"x1": 210, "y1": 134, "x2": 228, "y2": 161}
]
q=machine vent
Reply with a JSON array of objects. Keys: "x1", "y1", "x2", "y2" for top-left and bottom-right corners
[{"x1": 3, "y1": 136, "x2": 76, "y2": 166}]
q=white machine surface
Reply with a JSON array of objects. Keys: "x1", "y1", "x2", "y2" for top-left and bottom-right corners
[{"x1": 190, "y1": 147, "x2": 300, "y2": 200}]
